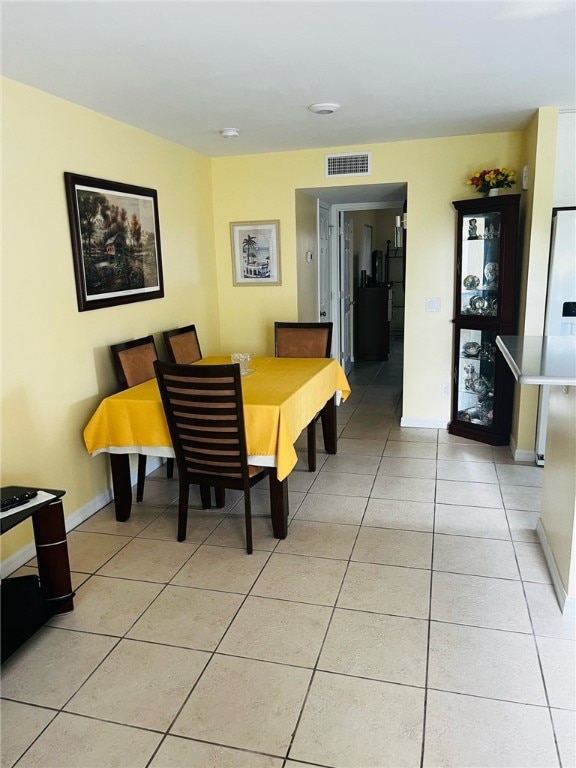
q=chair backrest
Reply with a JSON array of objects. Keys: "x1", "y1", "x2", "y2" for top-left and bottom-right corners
[
  {"x1": 274, "y1": 322, "x2": 333, "y2": 358},
  {"x1": 154, "y1": 361, "x2": 250, "y2": 485},
  {"x1": 163, "y1": 324, "x2": 202, "y2": 365},
  {"x1": 110, "y1": 335, "x2": 158, "y2": 390}
]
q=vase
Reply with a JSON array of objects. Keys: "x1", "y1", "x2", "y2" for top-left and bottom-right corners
[{"x1": 488, "y1": 188, "x2": 500, "y2": 197}]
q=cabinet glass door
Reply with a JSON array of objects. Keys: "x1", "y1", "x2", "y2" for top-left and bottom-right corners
[
  {"x1": 460, "y1": 212, "x2": 501, "y2": 318},
  {"x1": 455, "y1": 328, "x2": 497, "y2": 427}
]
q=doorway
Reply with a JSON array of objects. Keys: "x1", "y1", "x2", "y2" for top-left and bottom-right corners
[{"x1": 296, "y1": 183, "x2": 407, "y2": 377}]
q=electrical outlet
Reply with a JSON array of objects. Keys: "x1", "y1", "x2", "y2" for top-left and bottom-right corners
[{"x1": 441, "y1": 383, "x2": 451, "y2": 398}]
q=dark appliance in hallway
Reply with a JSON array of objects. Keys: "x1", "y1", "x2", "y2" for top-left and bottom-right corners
[{"x1": 355, "y1": 280, "x2": 393, "y2": 361}]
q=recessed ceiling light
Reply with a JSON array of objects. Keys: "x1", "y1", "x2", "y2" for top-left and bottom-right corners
[
  {"x1": 308, "y1": 103, "x2": 340, "y2": 115},
  {"x1": 220, "y1": 128, "x2": 239, "y2": 138}
]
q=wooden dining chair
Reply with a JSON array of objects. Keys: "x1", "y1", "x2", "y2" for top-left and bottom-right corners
[
  {"x1": 110, "y1": 335, "x2": 174, "y2": 502},
  {"x1": 274, "y1": 321, "x2": 333, "y2": 471},
  {"x1": 154, "y1": 360, "x2": 274, "y2": 553},
  {"x1": 163, "y1": 324, "x2": 202, "y2": 365}
]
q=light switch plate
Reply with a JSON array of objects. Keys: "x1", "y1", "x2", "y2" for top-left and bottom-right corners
[{"x1": 426, "y1": 297, "x2": 441, "y2": 312}]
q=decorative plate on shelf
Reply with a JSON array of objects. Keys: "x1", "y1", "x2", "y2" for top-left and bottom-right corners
[
  {"x1": 463, "y1": 274, "x2": 480, "y2": 290},
  {"x1": 469, "y1": 295, "x2": 488, "y2": 311},
  {"x1": 462, "y1": 341, "x2": 481, "y2": 357}
]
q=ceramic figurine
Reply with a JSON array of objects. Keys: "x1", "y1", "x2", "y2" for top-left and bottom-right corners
[{"x1": 468, "y1": 219, "x2": 479, "y2": 240}]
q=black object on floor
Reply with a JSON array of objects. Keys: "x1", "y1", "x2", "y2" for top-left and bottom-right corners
[{"x1": 1, "y1": 575, "x2": 50, "y2": 663}]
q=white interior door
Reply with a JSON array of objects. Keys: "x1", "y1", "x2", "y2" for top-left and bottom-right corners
[
  {"x1": 339, "y1": 211, "x2": 352, "y2": 373},
  {"x1": 318, "y1": 202, "x2": 332, "y2": 326}
]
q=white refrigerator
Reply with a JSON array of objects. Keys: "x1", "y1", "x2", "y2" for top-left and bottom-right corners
[{"x1": 535, "y1": 207, "x2": 576, "y2": 465}]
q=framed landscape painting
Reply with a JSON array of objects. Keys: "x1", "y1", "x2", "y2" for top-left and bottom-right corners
[
  {"x1": 64, "y1": 173, "x2": 164, "y2": 311},
  {"x1": 230, "y1": 220, "x2": 281, "y2": 286}
]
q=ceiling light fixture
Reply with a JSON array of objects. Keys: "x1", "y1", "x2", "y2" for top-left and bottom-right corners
[
  {"x1": 220, "y1": 128, "x2": 239, "y2": 138},
  {"x1": 308, "y1": 103, "x2": 340, "y2": 115}
]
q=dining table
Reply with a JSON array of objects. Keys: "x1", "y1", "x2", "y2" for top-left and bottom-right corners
[{"x1": 83, "y1": 356, "x2": 351, "y2": 539}]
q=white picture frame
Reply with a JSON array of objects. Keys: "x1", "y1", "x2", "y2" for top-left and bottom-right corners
[{"x1": 230, "y1": 220, "x2": 281, "y2": 286}]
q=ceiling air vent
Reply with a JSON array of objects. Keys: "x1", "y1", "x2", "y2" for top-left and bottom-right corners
[{"x1": 325, "y1": 152, "x2": 371, "y2": 178}]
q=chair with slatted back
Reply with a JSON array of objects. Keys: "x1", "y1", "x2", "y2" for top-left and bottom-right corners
[
  {"x1": 163, "y1": 324, "x2": 202, "y2": 365},
  {"x1": 110, "y1": 335, "x2": 174, "y2": 502},
  {"x1": 154, "y1": 360, "x2": 273, "y2": 553},
  {"x1": 274, "y1": 321, "x2": 333, "y2": 472}
]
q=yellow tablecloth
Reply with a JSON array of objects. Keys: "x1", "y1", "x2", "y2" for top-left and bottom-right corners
[{"x1": 84, "y1": 356, "x2": 350, "y2": 481}]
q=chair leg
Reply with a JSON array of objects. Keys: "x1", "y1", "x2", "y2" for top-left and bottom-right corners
[
  {"x1": 177, "y1": 481, "x2": 189, "y2": 541},
  {"x1": 166, "y1": 458, "x2": 174, "y2": 479},
  {"x1": 307, "y1": 421, "x2": 317, "y2": 472},
  {"x1": 200, "y1": 484, "x2": 212, "y2": 509},
  {"x1": 136, "y1": 455, "x2": 147, "y2": 502},
  {"x1": 244, "y1": 492, "x2": 253, "y2": 555},
  {"x1": 215, "y1": 487, "x2": 226, "y2": 508}
]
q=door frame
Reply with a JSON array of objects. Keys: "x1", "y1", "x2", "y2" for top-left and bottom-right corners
[
  {"x1": 317, "y1": 200, "x2": 332, "y2": 328},
  {"x1": 329, "y1": 201, "x2": 404, "y2": 367},
  {"x1": 338, "y1": 210, "x2": 353, "y2": 373}
]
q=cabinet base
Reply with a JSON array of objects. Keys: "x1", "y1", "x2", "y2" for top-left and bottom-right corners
[
  {"x1": 1, "y1": 576, "x2": 50, "y2": 663},
  {"x1": 448, "y1": 422, "x2": 509, "y2": 446}
]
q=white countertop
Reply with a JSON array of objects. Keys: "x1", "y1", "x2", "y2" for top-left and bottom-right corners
[{"x1": 496, "y1": 335, "x2": 576, "y2": 386}]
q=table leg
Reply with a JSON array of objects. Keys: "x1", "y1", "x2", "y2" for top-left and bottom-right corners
[
  {"x1": 269, "y1": 469, "x2": 289, "y2": 539},
  {"x1": 32, "y1": 500, "x2": 74, "y2": 615},
  {"x1": 110, "y1": 454, "x2": 132, "y2": 522},
  {"x1": 320, "y1": 394, "x2": 337, "y2": 454}
]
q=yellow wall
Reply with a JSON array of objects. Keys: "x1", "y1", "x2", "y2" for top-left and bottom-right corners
[
  {"x1": 295, "y1": 192, "x2": 319, "y2": 321},
  {"x1": 512, "y1": 108, "x2": 559, "y2": 454},
  {"x1": 211, "y1": 133, "x2": 525, "y2": 425},
  {"x1": 1, "y1": 78, "x2": 219, "y2": 561}
]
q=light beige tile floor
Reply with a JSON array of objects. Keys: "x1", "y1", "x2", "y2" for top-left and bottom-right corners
[{"x1": 2, "y1": 352, "x2": 575, "y2": 768}]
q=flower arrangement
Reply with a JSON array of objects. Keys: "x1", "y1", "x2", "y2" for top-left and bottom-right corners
[{"x1": 467, "y1": 168, "x2": 516, "y2": 195}]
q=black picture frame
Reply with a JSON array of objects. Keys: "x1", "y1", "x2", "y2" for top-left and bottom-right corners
[{"x1": 64, "y1": 173, "x2": 164, "y2": 312}]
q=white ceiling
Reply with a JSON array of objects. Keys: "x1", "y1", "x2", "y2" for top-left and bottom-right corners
[{"x1": 1, "y1": 1, "x2": 575, "y2": 160}]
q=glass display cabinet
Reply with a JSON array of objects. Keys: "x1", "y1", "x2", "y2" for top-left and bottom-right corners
[{"x1": 449, "y1": 194, "x2": 521, "y2": 444}]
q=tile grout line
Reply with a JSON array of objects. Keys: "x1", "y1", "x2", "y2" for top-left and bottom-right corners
[{"x1": 419, "y1": 430, "x2": 439, "y2": 768}]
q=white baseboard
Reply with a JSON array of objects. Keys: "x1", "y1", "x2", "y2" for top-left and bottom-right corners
[
  {"x1": 537, "y1": 519, "x2": 576, "y2": 618},
  {"x1": 1, "y1": 542, "x2": 39, "y2": 580},
  {"x1": 509, "y1": 433, "x2": 536, "y2": 464},
  {"x1": 0, "y1": 456, "x2": 164, "y2": 579},
  {"x1": 513, "y1": 449, "x2": 536, "y2": 463},
  {"x1": 400, "y1": 417, "x2": 449, "y2": 430}
]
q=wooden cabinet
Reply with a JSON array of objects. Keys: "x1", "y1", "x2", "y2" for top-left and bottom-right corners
[
  {"x1": 449, "y1": 194, "x2": 521, "y2": 445},
  {"x1": 355, "y1": 284, "x2": 392, "y2": 361}
]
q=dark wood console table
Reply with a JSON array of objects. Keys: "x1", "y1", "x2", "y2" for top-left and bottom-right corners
[{"x1": 1, "y1": 487, "x2": 74, "y2": 618}]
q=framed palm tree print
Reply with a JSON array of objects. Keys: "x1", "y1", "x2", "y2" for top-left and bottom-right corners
[{"x1": 230, "y1": 220, "x2": 281, "y2": 286}]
